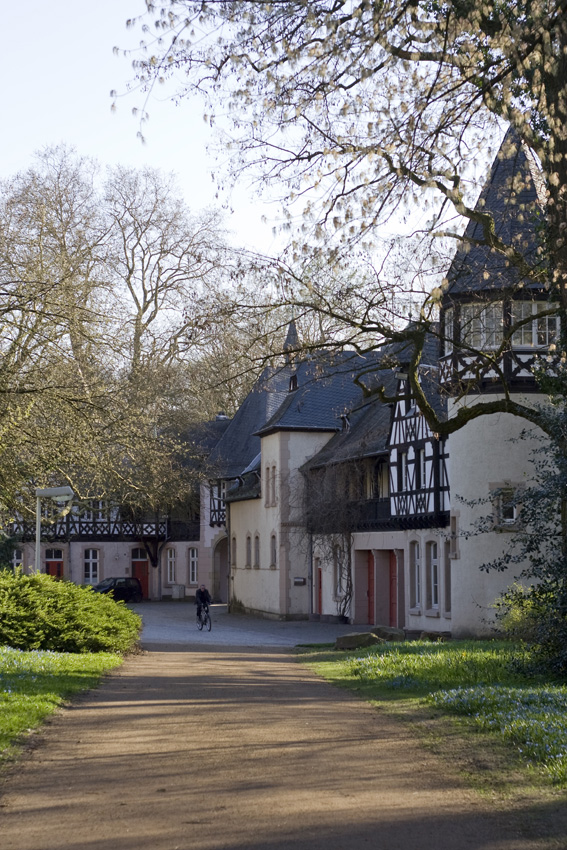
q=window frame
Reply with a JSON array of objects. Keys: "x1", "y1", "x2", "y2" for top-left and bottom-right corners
[
  {"x1": 511, "y1": 301, "x2": 559, "y2": 349},
  {"x1": 166, "y1": 548, "x2": 176, "y2": 584},
  {"x1": 84, "y1": 548, "x2": 99, "y2": 584},
  {"x1": 425, "y1": 541, "x2": 440, "y2": 614},
  {"x1": 461, "y1": 301, "x2": 503, "y2": 350},
  {"x1": 409, "y1": 540, "x2": 421, "y2": 611},
  {"x1": 188, "y1": 547, "x2": 198, "y2": 584},
  {"x1": 245, "y1": 535, "x2": 252, "y2": 568}
]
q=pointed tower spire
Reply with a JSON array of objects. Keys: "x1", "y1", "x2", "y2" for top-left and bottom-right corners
[
  {"x1": 283, "y1": 317, "x2": 299, "y2": 363},
  {"x1": 439, "y1": 126, "x2": 550, "y2": 392},
  {"x1": 445, "y1": 126, "x2": 544, "y2": 297}
]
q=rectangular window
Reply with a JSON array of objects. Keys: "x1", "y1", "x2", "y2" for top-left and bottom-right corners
[
  {"x1": 444, "y1": 307, "x2": 454, "y2": 356},
  {"x1": 84, "y1": 500, "x2": 105, "y2": 522},
  {"x1": 84, "y1": 548, "x2": 99, "y2": 584},
  {"x1": 270, "y1": 534, "x2": 277, "y2": 567},
  {"x1": 12, "y1": 548, "x2": 23, "y2": 571},
  {"x1": 399, "y1": 452, "x2": 408, "y2": 491},
  {"x1": 461, "y1": 302, "x2": 503, "y2": 350},
  {"x1": 167, "y1": 549, "x2": 176, "y2": 584},
  {"x1": 271, "y1": 465, "x2": 277, "y2": 506},
  {"x1": 444, "y1": 541, "x2": 452, "y2": 615},
  {"x1": 511, "y1": 301, "x2": 559, "y2": 348},
  {"x1": 426, "y1": 542, "x2": 439, "y2": 611},
  {"x1": 210, "y1": 480, "x2": 226, "y2": 525},
  {"x1": 418, "y1": 448, "x2": 426, "y2": 490},
  {"x1": 409, "y1": 541, "x2": 421, "y2": 610},
  {"x1": 496, "y1": 488, "x2": 517, "y2": 526},
  {"x1": 254, "y1": 535, "x2": 260, "y2": 568},
  {"x1": 189, "y1": 548, "x2": 198, "y2": 584}
]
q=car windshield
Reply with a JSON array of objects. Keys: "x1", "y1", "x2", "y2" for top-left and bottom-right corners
[{"x1": 96, "y1": 578, "x2": 114, "y2": 588}]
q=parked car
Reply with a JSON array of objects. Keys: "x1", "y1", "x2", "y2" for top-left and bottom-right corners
[{"x1": 93, "y1": 577, "x2": 143, "y2": 603}]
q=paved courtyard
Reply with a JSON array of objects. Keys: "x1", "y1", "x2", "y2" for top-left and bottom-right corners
[{"x1": 138, "y1": 601, "x2": 371, "y2": 650}]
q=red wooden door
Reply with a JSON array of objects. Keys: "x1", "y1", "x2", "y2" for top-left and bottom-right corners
[
  {"x1": 367, "y1": 551, "x2": 375, "y2": 624},
  {"x1": 131, "y1": 551, "x2": 149, "y2": 599},
  {"x1": 46, "y1": 559, "x2": 63, "y2": 579},
  {"x1": 389, "y1": 551, "x2": 398, "y2": 627}
]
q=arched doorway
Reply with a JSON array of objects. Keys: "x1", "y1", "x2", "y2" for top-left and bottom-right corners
[{"x1": 212, "y1": 537, "x2": 229, "y2": 603}]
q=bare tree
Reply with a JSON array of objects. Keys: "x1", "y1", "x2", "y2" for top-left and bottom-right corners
[{"x1": 123, "y1": 2, "x2": 567, "y2": 425}]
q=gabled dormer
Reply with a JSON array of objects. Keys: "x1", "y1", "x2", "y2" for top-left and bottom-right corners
[{"x1": 439, "y1": 127, "x2": 554, "y2": 394}]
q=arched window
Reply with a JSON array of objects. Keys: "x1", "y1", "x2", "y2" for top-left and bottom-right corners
[
  {"x1": 270, "y1": 534, "x2": 277, "y2": 567},
  {"x1": 254, "y1": 534, "x2": 260, "y2": 568},
  {"x1": 246, "y1": 535, "x2": 252, "y2": 567}
]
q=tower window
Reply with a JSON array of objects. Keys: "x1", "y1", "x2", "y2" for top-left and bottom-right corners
[
  {"x1": 461, "y1": 302, "x2": 503, "y2": 350},
  {"x1": 511, "y1": 301, "x2": 559, "y2": 348}
]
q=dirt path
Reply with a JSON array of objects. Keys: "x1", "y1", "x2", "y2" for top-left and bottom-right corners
[{"x1": 1, "y1": 647, "x2": 566, "y2": 850}]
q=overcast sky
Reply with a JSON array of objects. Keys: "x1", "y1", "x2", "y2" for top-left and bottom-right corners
[{"x1": 2, "y1": 0, "x2": 282, "y2": 254}]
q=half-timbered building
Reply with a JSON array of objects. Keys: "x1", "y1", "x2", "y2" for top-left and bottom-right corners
[
  {"x1": 203, "y1": 126, "x2": 555, "y2": 636},
  {"x1": 12, "y1": 127, "x2": 555, "y2": 634},
  {"x1": 12, "y1": 416, "x2": 230, "y2": 601}
]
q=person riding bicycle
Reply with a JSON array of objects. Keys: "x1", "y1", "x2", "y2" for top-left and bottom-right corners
[{"x1": 195, "y1": 583, "x2": 212, "y2": 620}]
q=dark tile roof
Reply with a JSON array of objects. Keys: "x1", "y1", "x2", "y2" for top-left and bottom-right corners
[
  {"x1": 211, "y1": 325, "x2": 444, "y2": 481},
  {"x1": 303, "y1": 332, "x2": 445, "y2": 470},
  {"x1": 207, "y1": 364, "x2": 292, "y2": 479},
  {"x1": 444, "y1": 127, "x2": 545, "y2": 298},
  {"x1": 256, "y1": 351, "x2": 380, "y2": 436}
]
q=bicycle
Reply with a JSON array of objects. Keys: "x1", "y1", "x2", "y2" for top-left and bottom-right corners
[{"x1": 196, "y1": 605, "x2": 212, "y2": 631}]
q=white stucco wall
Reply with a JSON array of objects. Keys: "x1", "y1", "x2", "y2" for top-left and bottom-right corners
[
  {"x1": 229, "y1": 429, "x2": 334, "y2": 619},
  {"x1": 352, "y1": 529, "x2": 451, "y2": 633},
  {"x1": 447, "y1": 395, "x2": 547, "y2": 637}
]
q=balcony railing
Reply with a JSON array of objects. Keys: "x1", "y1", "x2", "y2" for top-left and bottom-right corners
[{"x1": 10, "y1": 515, "x2": 173, "y2": 542}]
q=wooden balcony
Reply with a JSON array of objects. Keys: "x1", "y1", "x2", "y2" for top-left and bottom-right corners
[{"x1": 9, "y1": 514, "x2": 195, "y2": 543}]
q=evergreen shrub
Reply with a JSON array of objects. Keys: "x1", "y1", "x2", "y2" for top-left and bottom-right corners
[{"x1": 0, "y1": 572, "x2": 141, "y2": 653}]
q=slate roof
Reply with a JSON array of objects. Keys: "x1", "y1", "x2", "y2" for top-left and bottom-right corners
[
  {"x1": 211, "y1": 322, "x2": 445, "y2": 483},
  {"x1": 303, "y1": 331, "x2": 445, "y2": 471},
  {"x1": 207, "y1": 364, "x2": 292, "y2": 479},
  {"x1": 444, "y1": 127, "x2": 546, "y2": 298},
  {"x1": 256, "y1": 350, "x2": 382, "y2": 437}
]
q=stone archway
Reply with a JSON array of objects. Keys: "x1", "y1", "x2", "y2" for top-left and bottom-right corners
[{"x1": 212, "y1": 537, "x2": 229, "y2": 603}]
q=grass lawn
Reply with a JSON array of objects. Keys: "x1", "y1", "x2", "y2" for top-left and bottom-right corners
[
  {"x1": 0, "y1": 645, "x2": 123, "y2": 767},
  {"x1": 297, "y1": 639, "x2": 567, "y2": 793}
]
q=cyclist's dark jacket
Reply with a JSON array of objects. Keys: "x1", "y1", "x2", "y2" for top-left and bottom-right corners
[{"x1": 196, "y1": 588, "x2": 211, "y2": 607}]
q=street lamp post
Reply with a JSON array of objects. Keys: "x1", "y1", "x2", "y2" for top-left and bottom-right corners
[{"x1": 35, "y1": 486, "x2": 74, "y2": 573}]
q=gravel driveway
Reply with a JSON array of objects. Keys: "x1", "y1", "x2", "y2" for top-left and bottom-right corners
[{"x1": 2, "y1": 605, "x2": 567, "y2": 850}]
